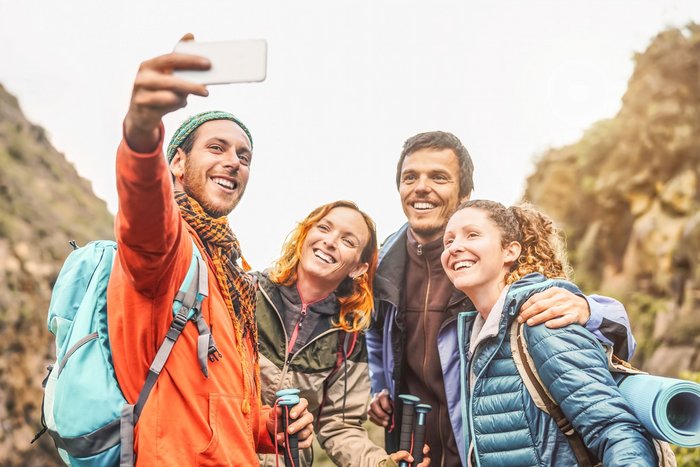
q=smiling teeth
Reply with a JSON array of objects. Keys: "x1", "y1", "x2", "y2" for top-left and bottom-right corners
[
  {"x1": 315, "y1": 250, "x2": 336, "y2": 264},
  {"x1": 454, "y1": 260, "x2": 475, "y2": 271},
  {"x1": 213, "y1": 177, "x2": 235, "y2": 189},
  {"x1": 413, "y1": 202, "x2": 436, "y2": 210}
]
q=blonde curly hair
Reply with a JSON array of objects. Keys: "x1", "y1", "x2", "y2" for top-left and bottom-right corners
[{"x1": 456, "y1": 200, "x2": 572, "y2": 284}]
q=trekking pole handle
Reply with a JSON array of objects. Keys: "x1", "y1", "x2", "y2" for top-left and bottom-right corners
[
  {"x1": 412, "y1": 404, "x2": 432, "y2": 465},
  {"x1": 398, "y1": 394, "x2": 420, "y2": 467},
  {"x1": 276, "y1": 388, "x2": 301, "y2": 467}
]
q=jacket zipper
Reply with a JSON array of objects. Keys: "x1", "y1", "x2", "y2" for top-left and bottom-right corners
[
  {"x1": 56, "y1": 332, "x2": 99, "y2": 378},
  {"x1": 287, "y1": 303, "x2": 308, "y2": 352},
  {"x1": 420, "y1": 245, "x2": 431, "y2": 387},
  {"x1": 278, "y1": 328, "x2": 339, "y2": 392},
  {"x1": 468, "y1": 326, "x2": 508, "y2": 467},
  {"x1": 259, "y1": 285, "x2": 340, "y2": 391}
]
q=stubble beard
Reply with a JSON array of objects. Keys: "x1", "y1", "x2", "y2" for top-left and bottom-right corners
[
  {"x1": 182, "y1": 165, "x2": 242, "y2": 219},
  {"x1": 408, "y1": 204, "x2": 459, "y2": 243}
]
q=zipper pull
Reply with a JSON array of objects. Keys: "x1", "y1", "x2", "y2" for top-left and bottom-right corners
[
  {"x1": 288, "y1": 304, "x2": 308, "y2": 354},
  {"x1": 417, "y1": 244, "x2": 423, "y2": 256}
]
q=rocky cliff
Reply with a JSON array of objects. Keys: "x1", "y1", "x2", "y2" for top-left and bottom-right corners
[
  {"x1": 524, "y1": 24, "x2": 700, "y2": 376},
  {"x1": 0, "y1": 84, "x2": 113, "y2": 465}
]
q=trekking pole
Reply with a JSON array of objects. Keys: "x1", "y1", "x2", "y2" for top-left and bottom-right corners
[
  {"x1": 275, "y1": 388, "x2": 301, "y2": 467},
  {"x1": 397, "y1": 394, "x2": 420, "y2": 467},
  {"x1": 412, "y1": 404, "x2": 432, "y2": 465}
]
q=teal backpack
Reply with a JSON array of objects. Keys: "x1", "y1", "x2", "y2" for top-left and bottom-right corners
[{"x1": 33, "y1": 239, "x2": 217, "y2": 466}]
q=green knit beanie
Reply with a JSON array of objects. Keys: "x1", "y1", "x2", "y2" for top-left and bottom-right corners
[{"x1": 166, "y1": 110, "x2": 253, "y2": 163}]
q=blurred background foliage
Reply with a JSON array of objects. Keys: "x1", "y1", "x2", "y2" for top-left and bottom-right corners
[{"x1": 0, "y1": 23, "x2": 698, "y2": 466}]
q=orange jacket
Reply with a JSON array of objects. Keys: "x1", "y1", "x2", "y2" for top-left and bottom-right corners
[{"x1": 107, "y1": 128, "x2": 275, "y2": 465}]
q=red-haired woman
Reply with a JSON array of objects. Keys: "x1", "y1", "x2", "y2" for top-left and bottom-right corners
[{"x1": 256, "y1": 201, "x2": 428, "y2": 466}]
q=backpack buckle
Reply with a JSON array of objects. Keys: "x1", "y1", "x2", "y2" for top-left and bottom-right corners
[{"x1": 172, "y1": 311, "x2": 189, "y2": 331}]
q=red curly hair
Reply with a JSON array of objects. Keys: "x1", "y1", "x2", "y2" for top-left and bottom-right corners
[
  {"x1": 456, "y1": 200, "x2": 572, "y2": 284},
  {"x1": 268, "y1": 201, "x2": 378, "y2": 333}
]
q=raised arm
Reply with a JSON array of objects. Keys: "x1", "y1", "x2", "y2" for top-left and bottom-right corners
[
  {"x1": 524, "y1": 323, "x2": 655, "y2": 466},
  {"x1": 115, "y1": 42, "x2": 211, "y2": 292}
]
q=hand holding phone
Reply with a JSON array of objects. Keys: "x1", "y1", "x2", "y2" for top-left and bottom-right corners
[{"x1": 172, "y1": 39, "x2": 267, "y2": 85}]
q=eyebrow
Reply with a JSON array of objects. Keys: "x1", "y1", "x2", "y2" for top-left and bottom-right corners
[
  {"x1": 204, "y1": 137, "x2": 253, "y2": 155},
  {"x1": 204, "y1": 137, "x2": 231, "y2": 147}
]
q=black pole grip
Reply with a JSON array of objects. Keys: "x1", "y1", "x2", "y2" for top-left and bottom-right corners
[
  {"x1": 399, "y1": 405, "x2": 415, "y2": 452},
  {"x1": 412, "y1": 423, "x2": 426, "y2": 464},
  {"x1": 282, "y1": 406, "x2": 299, "y2": 467}
]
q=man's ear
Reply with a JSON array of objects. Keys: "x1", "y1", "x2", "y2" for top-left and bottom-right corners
[
  {"x1": 459, "y1": 191, "x2": 472, "y2": 204},
  {"x1": 170, "y1": 148, "x2": 186, "y2": 179}
]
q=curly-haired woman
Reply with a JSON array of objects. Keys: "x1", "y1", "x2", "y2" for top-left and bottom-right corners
[{"x1": 440, "y1": 200, "x2": 657, "y2": 466}]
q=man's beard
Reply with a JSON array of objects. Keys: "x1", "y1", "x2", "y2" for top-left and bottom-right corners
[
  {"x1": 182, "y1": 166, "x2": 241, "y2": 219},
  {"x1": 409, "y1": 220, "x2": 448, "y2": 243}
]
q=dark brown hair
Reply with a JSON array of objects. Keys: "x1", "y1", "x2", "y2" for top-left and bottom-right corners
[{"x1": 396, "y1": 131, "x2": 474, "y2": 199}]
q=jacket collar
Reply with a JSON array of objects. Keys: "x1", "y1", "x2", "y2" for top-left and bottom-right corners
[
  {"x1": 278, "y1": 281, "x2": 339, "y2": 316},
  {"x1": 256, "y1": 271, "x2": 286, "y2": 313},
  {"x1": 374, "y1": 224, "x2": 471, "y2": 311},
  {"x1": 374, "y1": 224, "x2": 409, "y2": 307}
]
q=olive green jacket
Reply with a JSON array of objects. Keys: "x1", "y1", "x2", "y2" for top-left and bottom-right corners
[{"x1": 256, "y1": 274, "x2": 397, "y2": 467}]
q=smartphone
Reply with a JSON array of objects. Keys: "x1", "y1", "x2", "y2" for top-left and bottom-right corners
[{"x1": 172, "y1": 39, "x2": 267, "y2": 85}]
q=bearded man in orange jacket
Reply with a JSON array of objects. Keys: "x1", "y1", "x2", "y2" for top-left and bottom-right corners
[{"x1": 107, "y1": 42, "x2": 314, "y2": 465}]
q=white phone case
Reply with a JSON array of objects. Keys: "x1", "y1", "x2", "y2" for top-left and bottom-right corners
[{"x1": 173, "y1": 39, "x2": 267, "y2": 85}]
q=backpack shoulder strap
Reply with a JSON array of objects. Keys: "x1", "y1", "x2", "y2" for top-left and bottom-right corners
[{"x1": 510, "y1": 321, "x2": 599, "y2": 467}]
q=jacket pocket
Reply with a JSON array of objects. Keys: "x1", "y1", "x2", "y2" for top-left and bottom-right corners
[{"x1": 196, "y1": 393, "x2": 244, "y2": 466}]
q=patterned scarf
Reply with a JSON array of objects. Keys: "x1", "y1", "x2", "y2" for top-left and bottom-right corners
[{"x1": 175, "y1": 191, "x2": 260, "y2": 410}]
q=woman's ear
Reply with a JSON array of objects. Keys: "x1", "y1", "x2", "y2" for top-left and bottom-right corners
[
  {"x1": 504, "y1": 241, "x2": 522, "y2": 265},
  {"x1": 349, "y1": 262, "x2": 369, "y2": 280}
]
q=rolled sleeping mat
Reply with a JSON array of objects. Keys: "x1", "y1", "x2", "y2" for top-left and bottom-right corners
[{"x1": 614, "y1": 373, "x2": 700, "y2": 447}]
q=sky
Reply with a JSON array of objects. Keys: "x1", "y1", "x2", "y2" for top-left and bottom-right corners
[{"x1": 1, "y1": 1, "x2": 699, "y2": 269}]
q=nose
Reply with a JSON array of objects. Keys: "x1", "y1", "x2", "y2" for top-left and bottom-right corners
[
  {"x1": 322, "y1": 232, "x2": 339, "y2": 249},
  {"x1": 415, "y1": 175, "x2": 431, "y2": 194},
  {"x1": 447, "y1": 240, "x2": 464, "y2": 255},
  {"x1": 222, "y1": 149, "x2": 242, "y2": 171}
]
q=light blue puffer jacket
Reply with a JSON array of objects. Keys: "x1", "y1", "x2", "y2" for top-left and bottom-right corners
[{"x1": 454, "y1": 274, "x2": 657, "y2": 466}]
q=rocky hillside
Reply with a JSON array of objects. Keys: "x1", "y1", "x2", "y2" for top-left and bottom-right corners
[
  {"x1": 0, "y1": 84, "x2": 113, "y2": 466},
  {"x1": 524, "y1": 24, "x2": 700, "y2": 376}
]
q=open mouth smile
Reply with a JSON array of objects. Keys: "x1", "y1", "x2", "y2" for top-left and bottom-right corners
[
  {"x1": 314, "y1": 249, "x2": 336, "y2": 264},
  {"x1": 212, "y1": 176, "x2": 238, "y2": 192},
  {"x1": 411, "y1": 201, "x2": 438, "y2": 210},
  {"x1": 453, "y1": 260, "x2": 475, "y2": 271}
]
